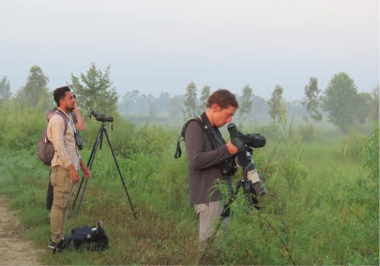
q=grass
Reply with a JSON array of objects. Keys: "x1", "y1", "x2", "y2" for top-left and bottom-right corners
[{"x1": 0, "y1": 108, "x2": 378, "y2": 265}]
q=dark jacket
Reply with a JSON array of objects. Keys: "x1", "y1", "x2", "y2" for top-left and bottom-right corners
[{"x1": 185, "y1": 114, "x2": 232, "y2": 204}]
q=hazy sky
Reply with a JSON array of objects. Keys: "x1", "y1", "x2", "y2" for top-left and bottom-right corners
[{"x1": 1, "y1": 0, "x2": 378, "y2": 101}]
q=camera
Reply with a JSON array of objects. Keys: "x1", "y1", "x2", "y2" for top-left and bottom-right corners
[
  {"x1": 89, "y1": 111, "x2": 113, "y2": 123},
  {"x1": 75, "y1": 131, "x2": 84, "y2": 150},
  {"x1": 227, "y1": 123, "x2": 266, "y2": 149},
  {"x1": 227, "y1": 123, "x2": 267, "y2": 197}
]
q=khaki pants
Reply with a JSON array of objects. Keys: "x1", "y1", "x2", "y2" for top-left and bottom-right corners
[
  {"x1": 50, "y1": 166, "x2": 73, "y2": 243},
  {"x1": 194, "y1": 201, "x2": 230, "y2": 243}
]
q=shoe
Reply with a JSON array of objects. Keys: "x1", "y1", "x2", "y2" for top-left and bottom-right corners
[{"x1": 48, "y1": 240, "x2": 57, "y2": 250}]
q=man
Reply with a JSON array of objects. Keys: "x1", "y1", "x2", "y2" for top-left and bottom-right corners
[
  {"x1": 45, "y1": 96, "x2": 85, "y2": 212},
  {"x1": 47, "y1": 86, "x2": 91, "y2": 249},
  {"x1": 184, "y1": 89, "x2": 239, "y2": 246}
]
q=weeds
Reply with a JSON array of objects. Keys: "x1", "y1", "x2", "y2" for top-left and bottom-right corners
[{"x1": 0, "y1": 106, "x2": 378, "y2": 265}]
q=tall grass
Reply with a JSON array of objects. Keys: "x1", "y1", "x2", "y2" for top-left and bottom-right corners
[{"x1": 0, "y1": 105, "x2": 378, "y2": 265}]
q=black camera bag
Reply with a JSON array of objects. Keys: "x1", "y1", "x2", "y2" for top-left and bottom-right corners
[{"x1": 65, "y1": 221, "x2": 109, "y2": 251}]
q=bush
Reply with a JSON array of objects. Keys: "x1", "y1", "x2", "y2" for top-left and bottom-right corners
[{"x1": 297, "y1": 123, "x2": 324, "y2": 142}]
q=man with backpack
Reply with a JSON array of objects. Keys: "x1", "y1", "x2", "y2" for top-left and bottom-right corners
[
  {"x1": 47, "y1": 86, "x2": 91, "y2": 250},
  {"x1": 45, "y1": 96, "x2": 85, "y2": 212},
  {"x1": 184, "y1": 89, "x2": 239, "y2": 250}
]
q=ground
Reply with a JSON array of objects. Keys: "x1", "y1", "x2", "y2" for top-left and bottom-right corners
[{"x1": 0, "y1": 197, "x2": 41, "y2": 265}]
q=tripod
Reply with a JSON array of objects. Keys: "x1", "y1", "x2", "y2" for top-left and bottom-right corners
[
  {"x1": 234, "y1": 166, "x2": 261, "y2": 209},
  {"x1": 72, "y1": 121, "x2": 137, "y2": 219}
]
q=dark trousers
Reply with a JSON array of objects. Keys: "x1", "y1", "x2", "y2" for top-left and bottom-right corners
[{"x1": 47, "y1": 170, "x2": 53, "y2": 211}]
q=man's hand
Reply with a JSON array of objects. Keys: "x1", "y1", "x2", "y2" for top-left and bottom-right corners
[
  {"x1": 81, "y1": 165, "x2": 91, "y2": 178},
  {"x1": 73, "y1": 101, "x2": 79, "y2": 114},
  {"x1": 226, "y1": 141, "x2": 239, "y2": 155},
  {"x1": 68, "y1": 164, "x2": 79, "y2": 183},
  {"x1": 79, "y1": 159, "x2": 91, "y2": 178},
  {"x1": 231, "y1": 137, "x2": 245, "y2": 152}
]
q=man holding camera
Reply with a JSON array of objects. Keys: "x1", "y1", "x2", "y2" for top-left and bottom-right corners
[
  {"x1": 47, "y1": 86, "x2": 91, "y2": 250},
  {"x1": 184, "y1": 89, "x2": 239, "y2": 247}
]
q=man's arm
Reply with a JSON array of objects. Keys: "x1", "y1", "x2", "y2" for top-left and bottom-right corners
[
  {"x1": 79, "y1": 158, "x2": 91, "y2": 178},
  {"x1": 73, "y1": 102, "x2": 85, "y2": 131},
  {"x1": 185, "y1": 121, "x2": 232, "y2": 170}
]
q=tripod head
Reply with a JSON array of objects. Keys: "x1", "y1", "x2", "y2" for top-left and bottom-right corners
[{"x1": 89, "y1": 111, "x2": 114, "y2": 123}]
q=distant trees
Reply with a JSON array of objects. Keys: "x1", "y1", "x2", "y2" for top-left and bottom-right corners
[
  {"x1": 182, "y1": 81, "x2": 198, "y2": 121},
  {"x1": 238, "y1": 84, "x2": 253, "y2": 127},
  {"x1": 15, "y1": 65, "x2": 50, "y2": 109},
  {"x1": 120, "y1": 90, "x2": 185, "y2": 120},
  {"x1": 267, "y1": 85, "x2": 285, "y2": 122},
  {"x1": 122, "y1": 89, "x2": 140, "y2": 114},
  {"x1": 371, "y1": 85, "x2": 379, "y2": 122},
  {"x1": 198, "y1": 85, "x2": 210, "y2": 114},
  {"x1": 356, "y1": 92, "x2": 373, "y2": 124},
  {"x1": 302, "y1": 77, "x2": 322, "y2": 122},
  {"x1": 321, "y1": 72, "x2": 358, "y2": 134},
  {"x1": 156, "y1": 92, "x2": 171, "y2": 113},
  {"x1": 0, "y1": 76, "x2": 12, "y2": 105},
  {"x1": 70, "y1": 63, "x2": 118, "y2": 115},
  {"x1": 168, "y1": 95, "x2": 183, "y2": 120}
]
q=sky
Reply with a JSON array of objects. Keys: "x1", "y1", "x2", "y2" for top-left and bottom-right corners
[{"x1": 0, "y1": 0, "x2": 379, "y2": 101}]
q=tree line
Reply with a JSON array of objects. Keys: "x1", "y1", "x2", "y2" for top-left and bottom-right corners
[{"x1": 1, "y1": 63, "x2": 378, "y2": 133}]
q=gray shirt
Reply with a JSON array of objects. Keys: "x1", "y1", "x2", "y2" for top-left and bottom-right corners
[{"x1": 185, "y1": 117, "x2": 232, "y2": 204}]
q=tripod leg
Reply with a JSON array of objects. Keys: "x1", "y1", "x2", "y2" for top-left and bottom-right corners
[
  {"x1": 72, "y1": 125, "x2": 103, "y2": 216},
  {"x1": 103, "y1": 128, "x2": 137, "y2": 220}
]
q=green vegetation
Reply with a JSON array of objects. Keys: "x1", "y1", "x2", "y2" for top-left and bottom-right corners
[
  {"x1": 0, "y1": 103, "x2": 378, "y2": 265},
  {"x1": 182, "y1": 81, "x2": 198, "y2": 121},
  {"x1": 302, "y1": 77, "x2": 322, "y2": 122},
  {"x1": 267, "y1": 84, "x2": 285, "y2": 122},
  {"x1": 70, "y1": 62, "x2": 119, "y2": 115},
  {"x1": 0, "y1": 65, "x2": 378, "y2": 264},
  {"x1": 321, "y1": 72, "x2": 359, "y2": 134},
  {"x1": 238, "y1": 84, "x2": 253, "y2": 130}
]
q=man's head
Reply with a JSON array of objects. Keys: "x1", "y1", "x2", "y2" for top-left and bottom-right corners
[
  {"x1": 206, "y1": 89, "x2": 239, "y2": 127},
  {"x1": 53, "y1": 86, "x2": 76, "y2": 113}
]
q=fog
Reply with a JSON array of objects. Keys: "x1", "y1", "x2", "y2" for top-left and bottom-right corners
[{"x1": 0, "y1": 0, "x2": 378, "y2": 102}]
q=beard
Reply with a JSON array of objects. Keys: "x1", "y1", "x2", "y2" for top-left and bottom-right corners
[{"x1": 68, "y1": 106, "x2": 75, "y2": 112}]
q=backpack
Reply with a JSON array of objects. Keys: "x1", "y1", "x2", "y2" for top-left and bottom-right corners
[
  {"x1": 174, "y1": 113, "x2": 237, "y2": 176},
  {"x1": 54, "y1": 221, "x2": 109, "y2": 253},
  {"x1": 36, "y1": 110, "x2": 68, "y2": 166},
  {"x1": 174, "y1": 113, "x2": 217, "y2": 159}
]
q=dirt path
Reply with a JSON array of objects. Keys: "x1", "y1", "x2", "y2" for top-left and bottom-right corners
[{"x1": 0, "y1": 197, "x2": 41, "y2": 265}]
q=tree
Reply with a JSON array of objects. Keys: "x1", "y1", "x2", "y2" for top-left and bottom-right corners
[
  {"x1": 15, "y1": 65, "x2": 50, "y2": 109},
  {"x1": 182, "y1": 81, "x2": 198, "y2": 121},
  {"x1": 146, "y1": 94, "x2": 156, "y2": 117},
  {"x1": 155, "y1": 92, "x2": 171, "y2": 115},
  {"x1": 122, "y1": 89, "x2": 140, "y2": 114},
  {"x1": 71, "y1": 63, "x2": 118, "y2": 115},
  {"x1": 267, "y1": 85, "x2": 285, "y2": 122},
  {"x1": 371, "y1": 85, "x2": 379, "y2": 122},
  {"x1": 302, "y1": 77, "x2": 322, "y2": 122},
  {"x1": 168, "y1": 95, "x2": 183, "y2": 120},
  {"x1": 238, "y1": 84, "x2": 253, "y2": 126},
  {"x1": 250, "y1": 95, "x2": 270, "y2": 120},
  {"x1": 356, "y1": 92, "x2": 373, "y2": 124},
  {"x1": 321, "y1": 72, "x2": 358, "y2": 134},
  {"x1": 0, "y1": 76, "x2": 12, "y2": 105},
  {"x1": 198, "y1": 85, "x2": 211, "y2": 114}
]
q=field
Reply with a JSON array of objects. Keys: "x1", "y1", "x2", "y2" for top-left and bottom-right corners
[{"x1": 0, "y1": 107, "x2": 378, "y2": 265}]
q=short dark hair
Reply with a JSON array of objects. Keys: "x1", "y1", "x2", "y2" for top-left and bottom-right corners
[
  {"x1": 53, "y1": 86, "x2": 71, "y2": 106},
  {"x1": 207, "y1": 89, "x2": 239, "y2": 109}
]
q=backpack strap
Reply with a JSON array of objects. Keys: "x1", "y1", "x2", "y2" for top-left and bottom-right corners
[
  {"x1": 174, "y1": 114, "x2": 216, "y2": 159},
  {"x1": 52, "y1": 110, "x2": 69, "y2": 135}
]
